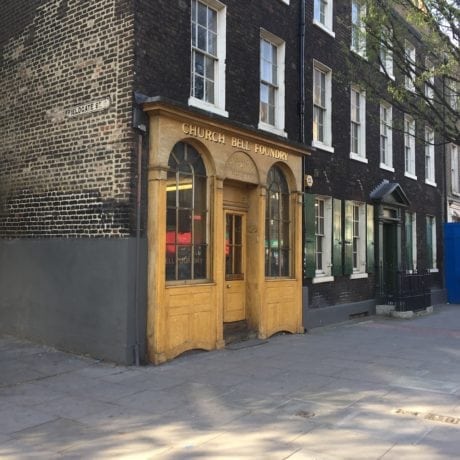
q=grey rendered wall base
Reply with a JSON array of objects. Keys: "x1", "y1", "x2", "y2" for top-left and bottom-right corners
[
  {"x1": 302, "y1": 287, "x2": 376, "y2": 329},
  {"x1": 0, "y1": 238, "x2": 147, "y2": 365},
  {"x1": 431, "y1": 288, "x2": 447, "y2": 306}
]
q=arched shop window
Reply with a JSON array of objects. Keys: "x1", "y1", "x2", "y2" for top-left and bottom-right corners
[
  {"x1": 166, "y1": 142, "x2": 208, "y2": 281},
  {"x1": 265, "y1": 165, "x2": 291, "y2": 277}
]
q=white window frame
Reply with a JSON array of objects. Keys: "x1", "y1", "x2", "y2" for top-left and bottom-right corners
[
  {"x1": 404, "y1": 114, "x2": 416, "y2": 179},
  {"x1": 189, "y1": 0, "x2": 228, "y2": 117},
  {"x1": 404, "y1": 40, "x2": 416, "y2": 92},
  {"x1": 351, "y1": 202, "x2": 366, "y2": 275},
  {"x1": 312, "y1": 60, "x2": 334, "y2": 153},
  {"x1": 313, "y1": 0, "x2": 335, "y2": 37},
  {"x1": 350, "y1": 86, "x2": 367, "y2": 162},
  {"x1": 351, "y1": 0, "x2": 366, "y2": 58},
  {"x1": 451, "y1": 144, "x2": 459, "y2": 195},
  {"x1": 406, "y1": 211, "x2": 417, "y2": 272},
  {"x1": 446, "y1": 78, "x2": 458, "y2": 111},
  {"x1": 379, "y1": 103, "x2": 393, "y2": 171},
  {"x1": 279, "y1": 0, "x2": 290, "y2": 4},
  {"x1": 425, "y1": 58, "x2": 434, "y2": 101},
  {"x1": 425, "y1": 126, "x2": 436, "y2": 186},
  {"x1": 380, "y1": 27, "x2": 394, "y2": 79},
  {"x1": 313, "y1": 196, "x2": 334, "y2": 283},
  {"x1": 258, "y1": 29, "x2": 286, "y2": 137},
  {"x1": 426, "y1": 215, "x2": 438, "y2": 272}
]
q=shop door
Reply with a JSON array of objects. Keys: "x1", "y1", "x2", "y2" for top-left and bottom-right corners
[{"x1": 224, "y1": 211, "x2": 246, "y2": 322}]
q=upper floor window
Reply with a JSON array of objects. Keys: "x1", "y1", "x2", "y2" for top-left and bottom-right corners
[
  {"x1": 259, "y1": 30, "x2": 286, "y2": 136},
  {"x1": 452, "y1": 144, "x2": 460, "y2": 195},
  {"x1": 380, "y1": 103, "x2": 393, "y2": 171},
  {"x1": 425, "y1": 126, "x2": 436, "y2": 185},
  {"x1": 351, "y1": 0, "x2": 366, "y2": 57},
  {"x1": 404, "y1": 114, "x2": 416, "y2": 179},
  {"x1": 166, "y1": 142, "x2": 209, "y2": 282},
  {"x1": 446, "y1": 78, "x2": 458, "y2": 111},
  {"x1": 265, "y1": 166, "x2": 290, "y2": 277},
  {"x1": 314, "y1": 0, "x2": 334, "y2": 35},
  {"x1": 380, "y1": 27, "x2": 394, "y2": 78},
  {"x1": 404, "y1": 41, "x2": 416, "y2": 92},
  {"x1": 313, "y1": 61, "x2": 333, "y2": 152},
  {"x1": 350, "y1": 86, "x2": 366, "y2": 161},
  {"x1": 190, "y1": 0, "x2": 228, "y2": 117},
  {"x1": 425, "y1": 59, "x2": 434, "y2": 101}
]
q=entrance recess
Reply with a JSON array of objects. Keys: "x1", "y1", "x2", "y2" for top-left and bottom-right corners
[{"x1": 224, "y1": 211, "x2": 246, "y2": 323}]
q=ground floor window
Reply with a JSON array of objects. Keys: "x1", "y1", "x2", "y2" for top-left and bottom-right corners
[
  {"x1": 166, "y1": 142, "x2": 208, "y2": 281},
  {"x1": 265, "y1": 166, "x2": 290, "y2": 277},
  {"x1": 405, "y1": 211, "x2": 417, "y2": 271},
  {"x1": 426, "y1": 215, "x2": 437, "y2": 270}
]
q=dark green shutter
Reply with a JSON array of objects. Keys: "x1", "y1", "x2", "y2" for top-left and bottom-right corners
[
  {"x1": 366, "y1": 204, "x2": 374, "y2": 273},
  {"x1": 304, "y1": 193, "x2": 316, "y2": 278},
  {"x1": 343, "y1": 200, "x2": 353, "y2": 275},
  {"x1": 332, "y1": 199, "x2": 343, "y2": 276}
]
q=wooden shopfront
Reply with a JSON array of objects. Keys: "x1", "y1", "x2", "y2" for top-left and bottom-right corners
[{"x1": 144, "y1": 101, "x2": 309, "y2": 364}]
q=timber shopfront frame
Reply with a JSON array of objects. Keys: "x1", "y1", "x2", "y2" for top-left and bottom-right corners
[{"x1": 144, "y1": 102, "x2": 309, "y2": 364}]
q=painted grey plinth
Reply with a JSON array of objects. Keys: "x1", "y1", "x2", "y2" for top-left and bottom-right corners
[
  {"x1": 0, "y1": 238, "x2": 147, "y2": 364},
  {"x1": 303, "y1": 296, "x2": 376, "y2": 329}
]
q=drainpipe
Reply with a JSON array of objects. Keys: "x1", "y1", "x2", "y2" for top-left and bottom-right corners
[
  {"x1": 133, "y1": 132, "x2": 143, "y2": 366},
  {"x1": 132, "y1": 93, "x2": 148, "y2": 366},
  {"x1": 299, "y1": 0, "x2": 306, "y2": 146}
]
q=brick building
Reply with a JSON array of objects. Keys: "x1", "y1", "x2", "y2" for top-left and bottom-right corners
[
  {"x1": 301, "y1": 0, "x2": 446, "y2": 327},
  {"x1": 0, "y1": 0, "x2": 446, "y2": 364},
  {"x1": 1, "y1": 0, "x2": 309, "y2": 364}
]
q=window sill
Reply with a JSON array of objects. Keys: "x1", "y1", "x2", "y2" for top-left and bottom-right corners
[
  {"x1": 312, "y1": 20, "x2": 335, "y2": 38},
  {"x1": 350, "y1": 272, "x2": 368, "y2": 280},
  {"x1": 425, "y1": 179, "x2": 437, "y2": 187},
  {"x1": 379, "y1": 67, "x2": 395, "y2": 81},
  {"x1": 312, "y1": 140, "x2": 334, "y2": 153},
  {"x1": 351, "y1": 48, "x2": 367, "y2": 60},
  {"x1": 404, "y1": 172, "x2": 418, "y2": 181},
  {"x1": 452, "y1": 191, "x2": 460, "y2": 197},
  {"x1": 188, "y1": 97, "x2": 229, "y2": 118},
  {"x1": 379, "y1": 163, "x2": 394, "y2": 172},
  {"x1": 350, "y1": 152, "x2": 368, "y2": 163},
  {"x1": 258, "y1": 121, "x2": 287, "y2": 138},
  {"x1": 312, "y1": 275, "x2": 334, "y2": 284},
  {"x1": 166, "y1": 280, "x2": 215, "y2": 288},
  {"x1": 428, "y1": 268, "x2": 439, "y2": 273}
]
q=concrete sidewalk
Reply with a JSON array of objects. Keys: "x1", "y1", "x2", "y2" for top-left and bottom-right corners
[{"x1": 1, "y1": 305, "x2": 460, "y2": 459}]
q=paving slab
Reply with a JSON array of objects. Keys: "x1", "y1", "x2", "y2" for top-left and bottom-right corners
[{"x1": 0, "y1": 304, "x2": 460, "y2": 459}]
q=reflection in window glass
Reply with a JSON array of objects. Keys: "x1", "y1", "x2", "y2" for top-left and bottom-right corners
[
  {"x1": 265, "y1": 166, "x2": 290, "y2": 277},
  {"x1": 166, "y1": 142, "x2": 208, "y2": 281}
]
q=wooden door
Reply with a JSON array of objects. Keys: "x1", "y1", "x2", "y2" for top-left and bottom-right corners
[{"x1": 224, "y1": 211, "x2": 246, "y2": 322}]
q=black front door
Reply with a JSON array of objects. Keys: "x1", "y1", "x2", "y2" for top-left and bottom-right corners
[{"x1": 382, "y1": 222, "x2": 398, "y2": 297}]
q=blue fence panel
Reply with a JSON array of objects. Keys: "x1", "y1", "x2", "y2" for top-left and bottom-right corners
[{"x1": 444, "y1": 223, "x2": 460, "y2": 303}]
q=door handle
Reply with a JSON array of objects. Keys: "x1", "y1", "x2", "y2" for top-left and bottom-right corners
[{"x1": 226, "y1": 284, "x2": 231, "y2": 288}]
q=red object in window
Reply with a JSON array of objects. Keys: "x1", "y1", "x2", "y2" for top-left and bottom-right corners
[{"x1": 166, "y1": 231, "x2": 192, "y2": 254}]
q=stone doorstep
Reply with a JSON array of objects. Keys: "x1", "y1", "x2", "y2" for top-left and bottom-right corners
[{"x1": 376, "y1": 305, "x2": 434, "y2": 319}]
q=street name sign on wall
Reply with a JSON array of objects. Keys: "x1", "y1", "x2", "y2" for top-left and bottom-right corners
[{"x1": 65, "y1": 97, "x2": 111, "y2": 118}]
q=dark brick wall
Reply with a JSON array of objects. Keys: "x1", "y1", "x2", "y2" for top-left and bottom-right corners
[
  {"x1": 303, "y1": 1, "x2": 444, "y2": 306},
  {"x1": 134, "y1": 0, "x2": 302, "y2": 142},
  {"x1": 0, "y1": 0, "x2": 136, "y2": 237}
]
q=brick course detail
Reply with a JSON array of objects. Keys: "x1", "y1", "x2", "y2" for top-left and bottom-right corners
[{"x1": 0, "y1": 0, "x2": 135, "y2": 237}]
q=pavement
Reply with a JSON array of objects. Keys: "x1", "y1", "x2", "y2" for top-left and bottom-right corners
[{"x1": 1, "y1": 304, "x2": 460, "y2": 460}]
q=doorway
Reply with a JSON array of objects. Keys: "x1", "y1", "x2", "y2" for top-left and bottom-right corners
[
  {"x1": 382, "y1": 222, "x2": 398, "y2": 297},
  {"x1": 224, "y1": 211, "x2": 246, "y2": 323}
]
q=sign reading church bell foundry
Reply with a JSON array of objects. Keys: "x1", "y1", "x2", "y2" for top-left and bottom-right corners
[
  {"x1": 182, "y1": 123, "x2": 289, "y2": 161},
  {"x1": 65, "y1": 97, "x2": 111, "y2": 118}
]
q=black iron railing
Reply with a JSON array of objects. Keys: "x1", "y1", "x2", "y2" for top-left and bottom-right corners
[{"x1": 377, "y1": 265, "x2": 431, "y2": 312}]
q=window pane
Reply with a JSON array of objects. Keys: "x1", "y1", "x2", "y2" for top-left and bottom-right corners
[
  {"x1": 177, "y1": 246, "x2": 192, "y2": 280},
  {"x1": 194, "y1": 245, "x2": 207, "y2": 279}
]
